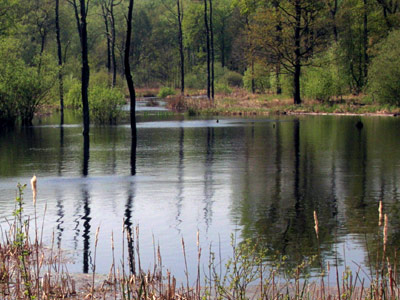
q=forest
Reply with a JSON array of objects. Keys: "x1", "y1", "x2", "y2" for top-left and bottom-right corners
[{"x1": 1, "y1": 0, "x2": 400, "y2": 128}]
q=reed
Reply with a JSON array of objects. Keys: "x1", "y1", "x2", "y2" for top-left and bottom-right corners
[{"x1": 1, "y1": 178, "x2": 400, "y2": 299}]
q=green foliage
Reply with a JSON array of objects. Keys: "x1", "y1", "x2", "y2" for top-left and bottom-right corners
[
  {"x1": 157, "y1": 87, "x2": 176, "y2": 98},
  {"x1": 65, "y1": 80, "x2": 125, "y2": 124},
  {"x1": 64, "y1": 79, "x2": 82, "y2": 109},
  {"x1": 0, "y1": 39, "x2": 57, "y2": 126},
  {"x1": 90, "y1": 85, "x2": 125, "y2": 124},
  {"x1": 220, "y1": 70, "x2": 243, "y2": 87},
  {"x1": 302, "y1": 46, "x2": 348, "y2": 102},
  {"x1": 368, "y1": 30, "x2": 400, "y2": 106},
  {"x1": 243, "y1": 63, "x2": 270, "y2": 93},
  {"x1": 186, "y1": 63, "x2": 239, "y2": 90},
  {"x1": 215, "y1": 83, "x2": 232, "y2": 94}
]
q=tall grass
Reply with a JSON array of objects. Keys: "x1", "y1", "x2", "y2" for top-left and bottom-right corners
[{"x1": 0, "y1": 178, "x2": 399, "y2": 299}]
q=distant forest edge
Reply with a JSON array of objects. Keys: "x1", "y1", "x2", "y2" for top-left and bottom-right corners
[{"x1": 1, "y1": 0, "x2": 400, "y2": 127}]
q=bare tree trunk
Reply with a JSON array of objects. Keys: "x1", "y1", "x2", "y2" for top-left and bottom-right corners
[
  {"x1": 71, "y1": 0, "x2": 90, "y2": 136},
  {"x1": 293, "y1": 0, "x2": 302, "y2": 105},
  {"x1": 203, "y1": 0, "x2": 210, "y2": 99},
  {"x1": 56, "y1": 0, "x2": 64, "y2": 125},
  {"x1": 363, "y1": 0, "x2": 369, "y2": 83},
  {"x1": 81, "y1": 0, "x2": 90, "y2": 136},
  {"x1": 273, "y1": 0, "x2": 282, "y2": 95},
  {"x1": 177, "y1": 0, "x2": 185, "y2": 95},
  {"x1": 101, "y1": 4, "x2": 111, "y2": 75},
  {"x1": 110, "y1": 2, "x2": 117, "y2": 87},
  {"x1": 209, "y1": 0, "x2": 214, "y2": 100},
  {"x1": 330, "y1": 0, "x2": 338, "y2": 42},
  {"x1": 125, "y1": 0, "x2": 137, "y2": 148}
]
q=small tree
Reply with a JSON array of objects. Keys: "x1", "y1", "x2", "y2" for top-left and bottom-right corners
[{"x1": 368, "y1": 29, "x2": 400, "y2": 106}]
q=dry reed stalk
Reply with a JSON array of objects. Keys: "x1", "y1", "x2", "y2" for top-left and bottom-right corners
[
  {"x1": 196, "y1": 230, "x2": 201, "y2": 299},
  {"x1": 31, "y1": 175, "x2": 40, "y2": 297},
  {"x1": 181, "y1": 237, "x2": 190, "y2": 298},
  {"x1": 379, "y1": 201, "x2": 383, "y2": 226},
  {"x1": 91, "y1": 225, "x2": 100, "y2": 300},
  {"x1": 383, "y1": 214, "x2": 388, "y2": 254},
  {"x1": 30, "y1": 175, "x2": 37, "y2": 206},
  {"x1": 136, "y1": 225, "x2": 141, "y2": 275},
  {"x1": 111, "y1": 231, "x2": 117, "y2": 300},
  {"x1": 314, "y1": 210, "x2": 319, "y2": 239}
]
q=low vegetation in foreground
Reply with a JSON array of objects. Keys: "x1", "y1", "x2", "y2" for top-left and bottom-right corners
[{"x1": 0, "y1": 177, "x2": 399, "y2": 299}]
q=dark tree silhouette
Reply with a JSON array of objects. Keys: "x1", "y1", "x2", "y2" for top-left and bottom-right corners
[
  {"x1": 55, "y1": 0, "x2": 64, "y2": 125},
  {"x1": 125, "y1": 0, "x2": 137, "y2": 144},
  {"x1": 69, "y1": 0, "x2": 90, "y2": 136}
]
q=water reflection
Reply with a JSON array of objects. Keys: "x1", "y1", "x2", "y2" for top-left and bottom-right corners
[
  {"x1": 175, "y1": 127, "x2": 184, "y2": 231},
  {"x1": 203, "y1": 127, "x2": 215, "y2": 231},
  {"x1": 1, "y1": 115, "x2": 400, "y2": 279},
  {"x1": 81, "y1": 182, "x2": 92, "y2": 274},
  {"x1": 56, "y1": 187, "x2": 64, "y2": 247},
  {"x1": 131, "y1": 136, "x2": 137, "y2": 176},
  {"x1": 82, "y1": 135, "x2": 90, "y2": 177},
  {"x1": 124, "y1": 181, "x2": 136, "y2": 275}
]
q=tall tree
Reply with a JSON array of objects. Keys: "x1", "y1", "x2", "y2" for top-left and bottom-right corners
[
  {"x1": 69, "y1": 0, "x2": 90, "y2": 136},
  {"x1": 375, "y1": 0, "x2": 400, "y2": 28},
  {"x1": 363, "y1": 0, "x2": 369, "y2": 81},
  {"x1": 203, "y1": 0, "x2": 211, "y2": 99},
  {"x1": 209, "y1": 0, "x2": 215, "y2": 100},
  {"x1": 249, "y1": 0, "x2": 328, "y2": 104},
  {"x1": 177, "y1": 0, "x2": 185, "y2": 94},
  {"x1": 100, "y1": 2, "x2": 112, "y2": 75},
  {"x1": 125, "y1": 0, "x2": 137, "y2": 143},
  {"x1": 55, "y1": 0, "x2": 64, "y2": 125}
]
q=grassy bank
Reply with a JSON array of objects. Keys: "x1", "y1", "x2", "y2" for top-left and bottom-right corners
[
  {"x1": 1, "y1": 177, "x2": 399, "y2": 299},
  {"x1": 162, "y1": 89, "x2": 400, "y2": 117}
]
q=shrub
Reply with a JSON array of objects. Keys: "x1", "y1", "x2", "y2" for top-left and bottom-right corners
[
  {"x1": 220, "y1": 70, "x2": 243, "y2": 87},
  {"x1": 302, "y1": 45, "x2": 347, "y2": 102},
  {"x1": 215, "y1": 83, "x2": 232, "y2": 94},
  {"x1": 186, "y1": 63, "x2": 235, "y2": 90},
  {"x1": 158, "y1": 86, "x2": 176, "y2": 98},
  {"x1": 90, "y1": 86, "x2": 125, "y2": 124},
  {"x1": 64, "y1": 80, "x2": 82, "y2": 109},
  {"x1": 243, "y1": 63, "x2": 271, "y2": 93},
  {"x1": 0, "y1": 40, "x2": 57, "y2": 126},
  {"x1": 65, "y1": 81, "x2": 125, "y2": 124},
  {"x1": 368, "y1": 30, "x2": 400, "y2": 106}
]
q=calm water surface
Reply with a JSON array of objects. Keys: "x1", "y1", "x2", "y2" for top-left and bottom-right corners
[{"x1": 1, "y1": 102, "x2": 400, "y2": 283}]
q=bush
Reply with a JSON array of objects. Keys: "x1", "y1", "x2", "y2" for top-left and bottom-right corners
[
  {"x1": 64, "y1": 80, "x2": 82, "y2": 109},
  {"x1": 243, "y1": 63, "x2": 271, "y2": 93},
  {"x1": 158, "y1": 86, "x2": 176, "y2": 98},
  {"x1": 65, "y1": 81, "x2": 125, "y2": 124},
  {"x1": 220, "y1": 70, "x2": 243, "y2": 87},
  {"x1": 186, "y1": 63, "x2": 235, "y2": 90},
  {"x1": 368, "y1": 30, "x2": 400, "y2": 106},
  {"x1": 215, "y1": 83, "x2": 232, "y2": 94},
  {"x1": 0, "y1": 40, "x2": 57, "y2": 126},
  {"x1": 90, "y1": 86, "x2": 125, "y2": 124},
  {"x1": 302, "y1": 46, "x2": 347, "y2": 102}
]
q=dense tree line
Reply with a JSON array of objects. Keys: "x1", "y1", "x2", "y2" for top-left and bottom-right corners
[{"x1": 0, "y1": 0, "x2": 400, "y2": 127}]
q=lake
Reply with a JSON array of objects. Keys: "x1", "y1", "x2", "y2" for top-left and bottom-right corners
[{"x1": 1, "y1": 101, "x2": 400, "y2": 284}]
